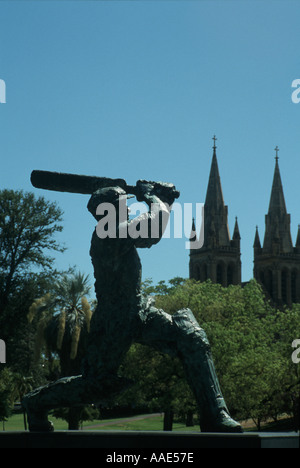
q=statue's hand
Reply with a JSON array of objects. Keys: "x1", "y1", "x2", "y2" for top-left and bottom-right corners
[
  {"x1": 135, "y1": 180, "x2": 155, "y2": 202},
  {"x1": 135, "y1": 180, "x2": 180, "y2": 205},
  {"x1": 153, "y1": 182, "x2": 180, "y2": 205}
]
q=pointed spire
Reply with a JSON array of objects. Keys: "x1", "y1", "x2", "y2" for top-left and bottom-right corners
[
  {"x1": 204, "y1": 136, "x2": 231, "y2": 247},
  {"x1": 190, "y1": 136, "x2": 241, "y2": 286},
  {"x1": 268, "y1": 147, "x2": 287, "y2": 216},
  {"x1": 254, "y1": 226, "x2": 261, "y2": 249},
  {"x1": 233, "y1": 217, "x2": 241, "y2": 240},
  {"x1": 231, "y1": 217, "x2": 241, "y2": 250},
  {"x1": 205, "y1": 135, "x2": 225, "y2": 209},
  {"x1": 263, "y1": 149, "x2": 293, "y2": 253}
]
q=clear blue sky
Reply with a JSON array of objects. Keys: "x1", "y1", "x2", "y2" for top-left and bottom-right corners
[{"x1": 1, "y1": 1, "x2": 300, "y2": 297}]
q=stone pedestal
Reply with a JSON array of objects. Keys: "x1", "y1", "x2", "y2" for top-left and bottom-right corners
[{"x1": 0, "y1": 430, "x2": 298, "y2": 449}]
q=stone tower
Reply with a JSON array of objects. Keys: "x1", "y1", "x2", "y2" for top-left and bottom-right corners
[
  {"x1": 189, "y1": 137, "x2": 241, "y2": 286},
  {"x1": 253, "y1": 148, "x2": 300, "y2": 307}
]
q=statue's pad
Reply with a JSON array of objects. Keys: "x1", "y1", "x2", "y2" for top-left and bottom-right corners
[{"x1": 0, "y1": 431, "x2": 299, "y2": 449}]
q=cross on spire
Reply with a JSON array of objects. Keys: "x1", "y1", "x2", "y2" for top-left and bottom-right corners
[
  {"x1": 274, "y1": 146, "x2": 279, "y2": 162},
  {"x1": 212, "y1": 135, "x2": 217, "y2": 150}
]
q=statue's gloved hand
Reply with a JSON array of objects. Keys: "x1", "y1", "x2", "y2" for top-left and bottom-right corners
[
  {"x1": 135, "y1": 180, "x2": 180, "y2": 205},
  {"x1": 135, "y1": 180, "x2": 155, "y2": 202}
]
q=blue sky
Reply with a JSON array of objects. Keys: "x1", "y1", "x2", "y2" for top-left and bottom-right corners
[{"x1": 1, "y1": 0, "x2": 300, "y2": 297}]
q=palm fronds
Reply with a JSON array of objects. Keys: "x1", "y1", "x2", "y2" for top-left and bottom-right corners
[{"x1": 28, "y1": 271, "x2": 94, "y2": 361}]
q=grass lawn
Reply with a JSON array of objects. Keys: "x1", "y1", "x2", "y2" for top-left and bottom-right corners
[
  {"x1": 2, "y1": 413, "x2": 199, "y2": 432},
  {"x1": 2, "y1": 413, "x2": 68, "y2": 431},
  {"x1": 2, "y1": 412, "x2": 296, "y2": 432},
  {"x1": 82, "y1": 414, "x2": 198, "y2": 432}
]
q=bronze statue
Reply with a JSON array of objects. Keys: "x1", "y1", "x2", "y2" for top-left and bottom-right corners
[{"x1": 22, "y1": 171, "x2": 242, "y2": 433}]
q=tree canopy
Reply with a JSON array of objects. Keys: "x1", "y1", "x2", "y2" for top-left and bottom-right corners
[
  {"x1": 0, "y1": 189, "x2": 65, "y2": 340},
  {"x1": 0, "y1": 189, "x2": 65, "y2": 419},
  {"x1": 117, "y1": 279, "x2": 300, "y2": 430}
]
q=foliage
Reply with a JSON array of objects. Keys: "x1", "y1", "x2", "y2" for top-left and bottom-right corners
[
  {"x1": 28, "y1": 271, "x2": 95, "y2": 429},
  {"x1": 141, "y1": 277, "x2": 185, "y2": 296},
  {"x1": 0, "y1": 189, "x2": 65, "y2": 379},
  {"x1": 0, "y1": 189, "x2": 64, "y2": 315},
  {"x1": 0, "y1": 368, "x2": 14, "y2": 424},
  {"x1": 121, "y1": 278, "x2": 300, "y2": 429},
  {"x1": 28, "y1": 271, "x2": 93, "y2": 369},
  {"x1": 116, "y1": 342, "x2": 196, "y2": 430},
  {"x1": 52, "y1": 404, "x2": 101, "y2": 429}
]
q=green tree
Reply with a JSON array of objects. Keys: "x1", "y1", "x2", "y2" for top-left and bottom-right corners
[
  {"x1": 122, "y1": 278, "x2": 299, "y2": 430},
  {"x1": 5, "y1": 270, "x2": 63, "y2": 379},
  {"x1": 271, "y1": 304, "x2": 300, "y2": 429},
  {"x1": 155, "y1": 278, "x2": 300, "y2": 429},
  {"x1": 28, "y1": 271, "x2": 97, "y2": 429},
  {"x1": 0, "y1": 368, "x2": 36, "y2": 430},
  {"x1": 0, "y1": 189, "x2": 65, "y2": 414},
  {"x1": 117, "y1": 342, "x2": 195, "y2": 431},
  {"x1": 0, "y1": 368, "x2": 14, "y2": 429},
  {"x1": 142, "y1": 277, "x2": 185, "y2": 296},
  {"x1": 0, "y1": 189, "x2": 65, "y2": 342}
]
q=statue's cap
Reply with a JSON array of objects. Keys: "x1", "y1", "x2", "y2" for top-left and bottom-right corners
[{"x1": 87, "y1": 186, "x2": 133, "y2": 217}]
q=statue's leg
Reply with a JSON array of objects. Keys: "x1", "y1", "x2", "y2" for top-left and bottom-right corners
[
  {"x1": 21, "y1": 372, "x2": 131, "y2": 432},
  {"x1": 22, "y1": 304, "x2": 135, "y2": 432},
  {"x1": 137, "y1": 305, "x2": 242, "y2": 433},
  {"x1": 22, "y1": 375, "x2": 87, "y2": 432}
]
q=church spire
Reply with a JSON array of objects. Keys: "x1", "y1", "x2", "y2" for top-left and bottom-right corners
[
  {"x1": 189, "y1": 136, "x2": 241, "y2": 286},
  {"x1": 267, "y1": 147, "x2": 287, "y2": 216},
  {"x1": 253, "y1": 226, "x2": 261, "y2": 249},
  {"x1": 205, "y1": 135, "x2": 225, "y2": 209},
  {"x1": 231, "y1": 217, "x2": 241, "y2": 250},
  {"x1": 203, "y1": 136, "x2": 231, "y2": 247},
  {"x1": 233, "y1": 217, "x2": 241, "y2": 240},
  {"x1": 254, "y1": 148, "x2": 300, "y2": 307},
  {"x1": 263, "y1": 148, "x2": 293, "y2": 253}
]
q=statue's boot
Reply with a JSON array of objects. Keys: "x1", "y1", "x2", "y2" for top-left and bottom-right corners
[
  {"x1": 172, "y1": 310, "x2": 243, "y2": 433},
  {"x1": 22, "y1": 394, "x2": 54, "y2": 432},
  {"x1": 202, "y1": 410, "x2": 243, "y2": 433},
  {"x1": 25, "y1": 411, "x2": 54, "y2": 432},
  {"x1": 187, "y1": 352, "x2": 243, "y2": 433}
]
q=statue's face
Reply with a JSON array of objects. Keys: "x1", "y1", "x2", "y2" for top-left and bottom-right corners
[
  {"x1": 88, "y1": 187, "x2": 127, "y2": 220},
  {"x1": 117, "y1": 194, "x2": 130, "y2": 221},
  {"x1": 88, "y1": 189, "x2": 131, "y2": 225}
]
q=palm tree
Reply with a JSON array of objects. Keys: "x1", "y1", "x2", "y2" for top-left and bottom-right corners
[{"x1": 28, "y1": 271, "x2": 95, "y2": 429}]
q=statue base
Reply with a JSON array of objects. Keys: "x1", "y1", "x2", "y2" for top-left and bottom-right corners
[{"x1": 0, "y1": 430, "x2": 299, "y2": 449}]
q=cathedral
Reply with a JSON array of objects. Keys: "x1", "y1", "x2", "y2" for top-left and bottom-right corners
[{"x1": 189, "y1": 137, "x2": 300, "y2": 308}]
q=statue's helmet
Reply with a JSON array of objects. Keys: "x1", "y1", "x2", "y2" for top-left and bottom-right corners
[{"x1": 87, "y1": 186, "x2": 132, "y2": 219}]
